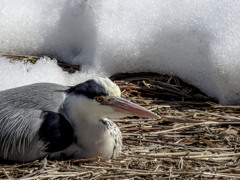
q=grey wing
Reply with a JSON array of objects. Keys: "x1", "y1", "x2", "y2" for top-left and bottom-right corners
[
  {"x1": 0, "y1": 83, "x2": 68, "y2": 112},
  {"x1": 0, "y1": 83, "x2": 70, "y2": 162},
  {"x1": 0, "y1": 107, "x2": 47, "y2": 162}
]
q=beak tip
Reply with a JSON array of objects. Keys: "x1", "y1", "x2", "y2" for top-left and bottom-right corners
[
  {"x1": 139, "y1": 111, "x2": 160, "y2": 119},
  {"x1": 151, "y1": 113, "x2": 161, "y2": 119}
]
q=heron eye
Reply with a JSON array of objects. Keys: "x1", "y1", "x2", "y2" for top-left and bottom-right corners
[{"x1": 95, "y1": 96, "x2": 104, "y2": 102}]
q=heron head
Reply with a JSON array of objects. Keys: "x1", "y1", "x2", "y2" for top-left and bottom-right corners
[{"x1": 63, "y1": 77, "x2": 159, "y2": 121}]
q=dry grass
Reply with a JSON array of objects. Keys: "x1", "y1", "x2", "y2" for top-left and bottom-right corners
[{"x1": 0, "y1": 57, "x2": 240, "y2": 179}]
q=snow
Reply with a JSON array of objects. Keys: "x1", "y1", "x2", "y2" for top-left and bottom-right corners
[
  {"x1": 0, "y1": 56, "x2": 101, "y2": 90},
  {"x1": 0, "y1": 0, "x2": 240, "y2": 104}
]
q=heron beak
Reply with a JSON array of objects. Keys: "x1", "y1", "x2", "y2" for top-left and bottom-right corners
[{"x1": 105, "y1": 97, "x2": 159, "y2": 119}]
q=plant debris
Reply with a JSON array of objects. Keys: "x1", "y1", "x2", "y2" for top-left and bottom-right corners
[
  {"x1": 0, "y1": 59, "x2": 239, "y2": 179},
  {"x1": 2, "y1": 55, "x2": 81, "y2": 74}
]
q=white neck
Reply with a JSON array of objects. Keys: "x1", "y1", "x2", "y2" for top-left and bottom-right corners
[
  {"x1": 58, "y1": 94, "x2": 121, "y2": 159},
  {"x1": 58, "y1": 94, "x2": 108, "y2": 151}
]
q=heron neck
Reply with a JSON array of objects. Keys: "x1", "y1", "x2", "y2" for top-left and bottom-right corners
[
  {"x1": 58, "y1": 102, "x2": 103, "y2": 128},
  {"x1": 58, "y1": 103, "x2": 107, "y2": 154}
]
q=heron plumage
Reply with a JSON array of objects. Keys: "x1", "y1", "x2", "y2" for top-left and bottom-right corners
[
  {"x1": 0, "y1": 83, "x2": 68, "y2": 162},
  {"x1": 0, "y1": 77, "x2": 158, "y2": 162}
]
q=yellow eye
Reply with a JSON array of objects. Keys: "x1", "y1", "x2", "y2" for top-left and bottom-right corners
[{"x1": 95, "y1": 96, "x2": 104, "y2": 102}]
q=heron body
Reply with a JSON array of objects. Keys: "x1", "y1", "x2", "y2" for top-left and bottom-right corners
[
  {"x1": 0, "y1": 83, "x2": 70, "y2": 162},
  {"x1": 0, "y1": 77, "x2": 158, "y2": 162}
]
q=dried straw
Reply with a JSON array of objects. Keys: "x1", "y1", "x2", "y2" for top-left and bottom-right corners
[{"x1": 0, "y1": 56, "x2": 239, "y2": 179}]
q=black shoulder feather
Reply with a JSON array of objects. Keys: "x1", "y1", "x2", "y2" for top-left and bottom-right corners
[{"x1": 39, "y1": 111, "x2": 74, "y2": 152}]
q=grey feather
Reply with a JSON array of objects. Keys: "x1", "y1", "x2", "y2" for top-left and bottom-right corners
[
  {"x1": 0, "y1": 83, "x2": 68, "y2": 162},
  {"x1": 0, "y1": 83, "x2": 67, "y2": 111}
]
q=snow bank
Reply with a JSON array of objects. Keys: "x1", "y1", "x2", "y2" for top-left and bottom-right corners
[{"x1": 1, "y1": 0, "x2": 240, "y2": 104}]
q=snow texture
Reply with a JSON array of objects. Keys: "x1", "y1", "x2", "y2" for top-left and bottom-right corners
[{"x1": 0, "y1": 0, "x2": 240, "y2": 104}]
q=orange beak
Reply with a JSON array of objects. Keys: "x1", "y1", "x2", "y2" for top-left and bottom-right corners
[{"x1": 104, "y1": 97, "x2": 159, "y2": 119}]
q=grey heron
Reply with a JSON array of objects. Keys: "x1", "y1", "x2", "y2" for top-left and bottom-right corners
[{"x1": 0, "y1": 77, "x2": 159, "y2": 162}]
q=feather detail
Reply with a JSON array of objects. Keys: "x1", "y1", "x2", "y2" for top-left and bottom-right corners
[
  {"x1": 0, "y1": 108, "x2": 46, "y2": 161},
  {"x1": 100, "y1": 118, "x2": 122, "y2": 158}
]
